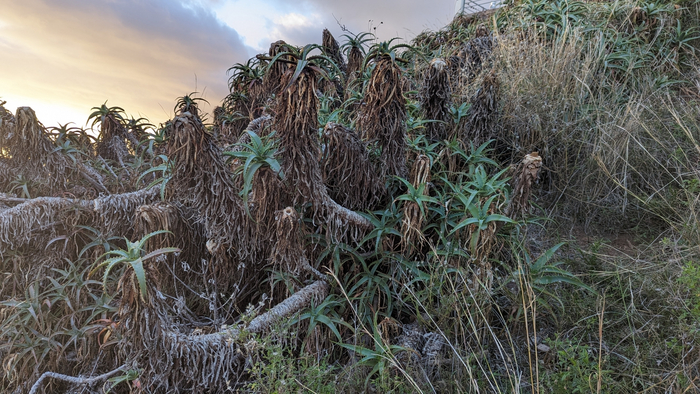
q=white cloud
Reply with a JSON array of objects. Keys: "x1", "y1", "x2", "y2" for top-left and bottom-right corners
[
  {"x1": 274, "y1": 13, "x2": 315, "y2": 28},
  {"x1": 214, "y1": 1, "x2": 283, "y2": 51}
]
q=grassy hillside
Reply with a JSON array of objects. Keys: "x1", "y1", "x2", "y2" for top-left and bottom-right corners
[{"x1": 1, "y1": 0, "x2": 700, "y2": 392}]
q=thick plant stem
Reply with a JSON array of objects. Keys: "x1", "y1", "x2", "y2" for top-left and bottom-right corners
[{"x1": 29, "y1": 365, "x2": 127, "y2": 394}]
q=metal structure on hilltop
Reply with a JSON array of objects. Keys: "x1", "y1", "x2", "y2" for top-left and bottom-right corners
[{"x1": 454, "y1": 0, "x2": 503, "y2": 15}]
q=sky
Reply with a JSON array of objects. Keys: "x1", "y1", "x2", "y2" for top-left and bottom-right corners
[{"x1": 0, "y1": 0, "x2": 456, "y2": 129}]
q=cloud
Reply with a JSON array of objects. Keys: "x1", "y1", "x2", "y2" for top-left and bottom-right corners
[
  {"x1": 0, "y1": 0, "x2": 252, "y2": 126},
  {"x1": 0, "y1": 0, "x2": 458, "y2": 127},
  {"x1": 265, "y1": 11, "x2": 324, "y2": 50},
  {"x1": 214, "y1": 0, "x2": 454, "y2": 56},
  {"x1": 265, "y1": 0, "x2": 455, "y2": 45}
]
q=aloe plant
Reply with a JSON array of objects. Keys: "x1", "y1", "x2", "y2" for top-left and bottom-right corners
[
  {"x1": 136, "y1": 154, "x2": 171, "y2": 200},
  {"x1": 510, "y1": 242, "x2": 596, "y2": 317},
  {"x1": 88, "y1": 102, "x2": 125, "y2": 129},
  {"x1": 224, "y1": 130, "x2": 282, "y2": 217},
  {"x1": 340, "y1": 32, "x2": 374, "y2": 56},
  {"x1": 363, "y1": 38, "x2": 415, "y2": 69},
  {"x1": 395, "y1": 177, "x2": 440, "y2": 219},
  {"x1": 262, "y1": 43, "x2": 343, "y2": 93},
  {"x1": 227, "y1": 57, "x2": 265, "y2": 92},
  {"x1": 92, "y1": 230, "x2": 180, "y2": 302}
]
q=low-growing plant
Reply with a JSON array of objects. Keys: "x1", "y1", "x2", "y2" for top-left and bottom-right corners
[{"x1": 678, "y1": 260, "x2": 700, "y2": 324}]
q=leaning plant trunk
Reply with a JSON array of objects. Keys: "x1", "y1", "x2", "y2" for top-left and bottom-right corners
[
  {"x1": 0, "y1": 187, "x2": 158, "y2": 255},
  {"x1": 116, "y1": 253, "x2": 328, "y2": 393}
]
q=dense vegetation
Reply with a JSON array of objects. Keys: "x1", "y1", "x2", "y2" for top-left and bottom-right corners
[{"x1": 2, "y1": 0, "x2": 700, "y2": 392}]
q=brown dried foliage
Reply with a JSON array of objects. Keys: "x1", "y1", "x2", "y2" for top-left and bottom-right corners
[
  {"x1": 420, "y1": 58, "x2": 452, "y2": 141},
  {"x1": 401, "y1": 155, "x2": 431, "y2": 254},
  {"x1": 275, "y1": 69, "x2": 326, "y2": 208},
  {"x1": 358, "y1": 57, "x2": 408, "y2": 179},
  {"x1": 271, "y1": 207, "x2": 305, "y2": 277},
  {"x1": 251, "y1": 166, "x2": 285, "y2": 248},
  {"x1": 213, "y1": 106, "x2": 238, "y2": 144},
  {"x1": 132, "y1": 200, "x2": 213, "y2": 315},
  {"x1": 0, "y1": 106, "x2": 106, "y2": 197},
  {"x1": 275, "y1": 68, "x2": 371, "y2": 240},
  {"x1": 220, "y1": 99, "x2": 250, "y2": 143},
  {"x1": 247, "y1": 78, "x2": 267, "y2": 119},
  {"x1": 96, "y1": 113, "x2": 138, "y2": 168},
  {"x1": 323, "y1": 29, "x2": 347, "y2": 75},
  {"x1": 134, "y1": 202, "x2": 179, "y2": 248},
  {"x1": 263, "y1": 40, "x2": 293, "y2": 95},
  {"x1": 270, "y1": 207, "x2": 327, "y2": 287},
  {"x1": 345, "y1": 46, "x2": 364, "y2": 94},
  {"x1": 167, "y1": 112, "x2": 252, "y2": 259},
  {"x1": 117, "y1": 262, "x2": 246, "y2": 393},
  {"x1": 1, "y1": 98, "x2": 351, "y2": 393},
  {"x1": 321, "y1": 122, "x2": 384, "y2": 210},
  {"x1": 462, "y1": 71, "x2": 500, "y2": 147},
  {"x1": 320, "y1": 29, "x2": 346, "y2": 101},
  {"x1": 116, "y1": 249, "x2": 328, "y2": 392},
  {"x1": 508, "y1": 152, "x2": 542, "y2": 218},
  {"x1": 0, "y1": 186, "x2": 159, "y2": 394}
]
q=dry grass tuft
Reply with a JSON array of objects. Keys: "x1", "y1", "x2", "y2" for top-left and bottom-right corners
[{"x1": 458, "y1": 35, "x2": 494, "y2": 86}]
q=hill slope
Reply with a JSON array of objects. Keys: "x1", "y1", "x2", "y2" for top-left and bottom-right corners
[{"x1": 1, "y1": 0, "x2": 700, "y2": 392}]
